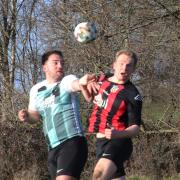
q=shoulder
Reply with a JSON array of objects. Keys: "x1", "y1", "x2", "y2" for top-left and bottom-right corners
[
  {"x1": 61, "y1": 75, "x2": 79, "y2": 92},
  {"x1": 28, "y1": 80, "x2": 47, "y2": 110},
  {"x1": 61, "y1": 74, "x2": 78, "y2": 83},
  {"x1": 30, "y1": 80, "x2": 47, "y2": 94},
  {"x1": 124, "y1": 81, "x2": 140, "y2": 93},
  {"x1": 123, "y1": 81, "x2": 143, "y2": 103}
]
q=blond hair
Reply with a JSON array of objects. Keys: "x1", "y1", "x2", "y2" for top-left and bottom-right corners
[{"x1": 115, "y1": 49, "x2": 138, "y2": 67}]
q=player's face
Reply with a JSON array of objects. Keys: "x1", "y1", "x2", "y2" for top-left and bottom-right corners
[
  {"x1": 43, "y1": 54, "x2": 64, "y2": 82},
  {"x1": 113, "y1": 54, "x2": 135, "y2": 84}
]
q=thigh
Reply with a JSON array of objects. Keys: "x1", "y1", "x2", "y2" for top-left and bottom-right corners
[
  {"x1": 93, "y1": 158, "x2": 117, "y2": 180},
  {"x1": 56, "y1": 136, "x2": 88, "y2": 179},
  {"x1": 107, "y1": 139, "x2": 133, "y2": 178},
  {"x1": 96, "y1": 138, "x2": 109, "y2": 159},
  {"x1": 48, "y1": 148, "x2": 58, "y2": 180},
  {"x1": 96, "y1": 138, "x2": 132, "y2": 178},
  {"x1": 108, "y1": 138, "x2": 133, "y2": 164}
]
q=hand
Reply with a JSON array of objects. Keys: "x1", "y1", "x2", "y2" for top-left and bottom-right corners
[
  {"x1": 104, "y1": 123, "x2": 118, "y2": 139},
  {"x1": 18, "y1": 109, "x2": 28, "y2": 122},
  {"x1": 105, "y1": 124, "x2": 140, "y2": 139},
  {"x1": 87, "y1": 81, "x2": 100, "y2": 95},
  {"x1": 79, "y1": 74, "x2": 96, "y2": 86}
]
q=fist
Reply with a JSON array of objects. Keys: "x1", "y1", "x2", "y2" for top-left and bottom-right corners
[
  {"x1": 18, "y1": 109, "x2": 28, "y2": 122},
  {"x1": 79, "y1": 74, "x2": 96, "y2": 86},
  {"x1": 104, "y1": 124, "x2": 117, "y2": 139}
]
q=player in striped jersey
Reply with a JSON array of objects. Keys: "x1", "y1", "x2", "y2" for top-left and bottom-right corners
[{"x1": 88, "y1": 49, "x2": 143, "y2": 180}]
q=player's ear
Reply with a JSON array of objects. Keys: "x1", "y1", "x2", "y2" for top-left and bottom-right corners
[
  {"x1": 112, "y1": 60, "x2": 116, "y2": 70},
  {"x1": 42, "y1": 64, "x2": 47, "y2": 72}
]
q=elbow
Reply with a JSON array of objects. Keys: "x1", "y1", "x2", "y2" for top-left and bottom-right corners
[
  {"x1": 133, "y1": 125, "x2": 140, "y2": 137},
  {"x1": 129, "y1": 125, "x2": 140, "y2": 137}
]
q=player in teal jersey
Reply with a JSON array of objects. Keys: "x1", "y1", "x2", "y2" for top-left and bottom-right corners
[{"x1": 18, "y1": 50, "x2": 98, "y2": 180}]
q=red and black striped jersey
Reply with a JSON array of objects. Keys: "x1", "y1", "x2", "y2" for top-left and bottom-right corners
[{"x1": 88, "y1": 75, "x2": 142, "y2": 133}]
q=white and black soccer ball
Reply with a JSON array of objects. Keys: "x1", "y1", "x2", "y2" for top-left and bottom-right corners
[{"x1": 74, "y1": 22, "x2": 97, "y2": 43}]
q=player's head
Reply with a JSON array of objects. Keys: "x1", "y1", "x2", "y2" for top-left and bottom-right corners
[
  {"x1": 42, "y1": 50, "x2": 64, "y2": 82},
  {"x1": 112, "y1": 49, "x2": 138, "y2": 83},
  {"x1": 115, "y1": 49, "x2": 138, "y2": 67},
  {"x1": 41, "y1": 50, "x2": 64, "y2": 65}
]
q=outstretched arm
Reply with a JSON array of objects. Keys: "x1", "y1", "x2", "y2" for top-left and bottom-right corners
[{"x1": 72, "y1": 74, "x2": 99, "y2": 102}]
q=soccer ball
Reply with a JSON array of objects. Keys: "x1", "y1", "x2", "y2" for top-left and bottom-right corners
[{"x1": 74, "y1": 22, "x2": 97, "y2": 43}]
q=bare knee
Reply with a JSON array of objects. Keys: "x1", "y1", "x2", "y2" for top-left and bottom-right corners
[
  {"x1": 56, "y1": 175, "x2": 77, "y2": 180},
  {"x1": 112, "y1": 176, "x2": 126, "y2": 180},
  {"x1": 92, "y1": 169, "x2": 102, "y2": 180}
]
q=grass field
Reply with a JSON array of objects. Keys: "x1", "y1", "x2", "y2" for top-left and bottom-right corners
[
  {"x1": 142, "y1": 102, "x2": 180, "y2": 130},
  {"x1": 127, "y1": 175, "x2": 180, "y2": 180}
]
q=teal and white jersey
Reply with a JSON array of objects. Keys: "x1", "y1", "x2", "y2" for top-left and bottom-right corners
[{"x1": 28, "y1": 75, "x2": 84, "y2": 149}]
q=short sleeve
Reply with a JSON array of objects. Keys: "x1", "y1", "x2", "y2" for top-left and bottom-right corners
[
  {"x1": 28, "y1": 86, "x2": 38, "y2": 111},
  {"x1": 61, "y1": 74, "x2": 79, "y2": 92},
  {"x1": 126, "y1": 93, "x2": 142, "y2": 126}
]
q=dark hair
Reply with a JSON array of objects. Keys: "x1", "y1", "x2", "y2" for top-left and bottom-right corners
[
  {"x1": 115, "y1": 49, "x2": 138, "y2": 67},
  {"x1": 41, "y1": 50, "x2": 64, "y2": 65}
]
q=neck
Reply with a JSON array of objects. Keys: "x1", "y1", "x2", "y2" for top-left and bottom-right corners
[
  {"x1": 108, "y1": 76, "x2": 128, "y2": 84},
  {"x1": 46, "y1": 77, "x2": 62, "y2": 84}
]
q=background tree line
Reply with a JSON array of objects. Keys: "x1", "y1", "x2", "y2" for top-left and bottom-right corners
[{"x1": 0, "y1": 0, "x2": 179, "y2": 179}]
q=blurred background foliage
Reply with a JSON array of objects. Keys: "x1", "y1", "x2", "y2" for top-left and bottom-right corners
[{"x1": 0, "y1": 0, "x2": 179, "y2": 179}]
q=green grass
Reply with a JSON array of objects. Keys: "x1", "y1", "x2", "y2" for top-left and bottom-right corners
[
  {"x1": 174, "y1": 108, "x2": 180, "y2": 120},
  {"x1": 164, "y1": 177, "x2": 180, "y2": 180},
  {"x1": 127, "y1": 176, "x2": 150, "y2": 180},
  {"x1": 143, "y1": 103, "x2": 166, "y2": 120},
  {"x1": 127, "y1": 176, "x2": 180, "y2": 180},
  {"x1": 142, "y1": 102, "x2": 180, "y2": 124}
]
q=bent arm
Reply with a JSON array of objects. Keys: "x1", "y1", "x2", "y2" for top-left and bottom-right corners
[
  {"x1": 117, "y1": 124, "x2": 140, "y2": 138},
  {"x1": 27, "y1": 110, "x2": 41, "y2": 123},
  {"x1": 105, "y1": 124, "x2": 140, "y2": 139},
  {"x1": 18, "y1": 109, "x2": 41, "y2": 124},
  {"x1": 80, "y1": 84, "x2": 93, "y2": 102},
  {"x1": 71, "y1": 74, "x2": 99, "y2": 102},
  {"x1": 71, "y1": 79, "x2": 92, "y2": 102}
]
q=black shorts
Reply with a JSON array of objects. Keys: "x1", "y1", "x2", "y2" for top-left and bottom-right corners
[
  {"x1": 48, "y1": 136, "x2": 88, "y2": 180},
  {"x1": 96, "y1": 138, "x2": 133, "y2": 178}
]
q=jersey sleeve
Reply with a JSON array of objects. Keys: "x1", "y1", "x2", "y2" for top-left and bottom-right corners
[
  {"x1": 61, "y1": 74, "x2": 79, "y2": 92},
  {"x1": 28, "y1": 86, "x2": 38, "y2": 111},
  {"x1": 126, "y1": 93, "x2": 142, "y2": 126}
]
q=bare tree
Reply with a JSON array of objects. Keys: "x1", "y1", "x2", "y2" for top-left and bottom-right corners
[
  {"x1": 0, "y1": 0, "x2": 40, "y2": 121},
  {"x1": 36, "y1": 0, "x2": 180, "y2": 129},
  {"x1": 0, "y1": 0, "x2": 179, "y2": 179}
]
